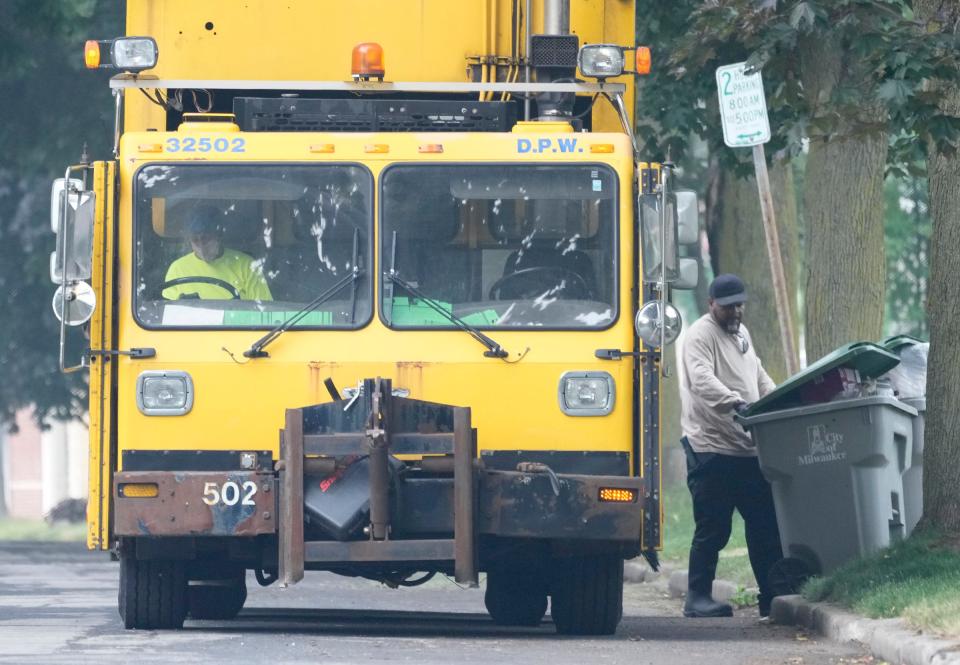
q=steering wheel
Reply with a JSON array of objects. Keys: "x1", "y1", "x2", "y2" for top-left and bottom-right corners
[
  {"x1": 488, "y1": 267, "x2": 593, "y2": 301},
  {"x1": 160, "y1": 276, "x2": 241, "y2": 300}
]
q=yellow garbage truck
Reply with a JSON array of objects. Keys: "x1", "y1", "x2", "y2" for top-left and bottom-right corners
[{"x1": 50, "y1": 0, "x2": 698, "y2": 634}]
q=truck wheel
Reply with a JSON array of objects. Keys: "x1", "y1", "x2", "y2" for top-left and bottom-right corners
[
  {"x1": 550, "y1": 555, "x2": 623, "y2": 635},
  {"x1": 118, "y1": 551, "x2": 187, "y2": 630},
  {"x1": 484, "y1": 570, "x2": 548, "y2": 626},
  {"x1": 188, "y1": 569, "x2": 248, "y2": 620}
]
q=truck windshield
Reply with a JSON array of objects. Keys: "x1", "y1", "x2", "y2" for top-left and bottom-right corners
[
  {"x1": 380, "y1": 164, "x2": 618, "y2": 329},
  {"x1": 133, "y1": 163, "x2": 373, "y2": 329}
]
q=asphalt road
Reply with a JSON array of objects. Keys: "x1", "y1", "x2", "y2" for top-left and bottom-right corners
[{"x1": 0, "y1": 541, "x2": 873, "y2": 665}]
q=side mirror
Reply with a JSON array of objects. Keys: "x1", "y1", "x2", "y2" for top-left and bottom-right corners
[
  {"x1": 50, "y1": 178, "x2": 95, "y2": 283},
  {"x1": 675, "y1": 190, "x2": 699, "y2": 244},
  {"x1": 52, "y1": 281, "x2": 96, "y2": 326},
  {"x1": 635, "y1": 300, "x2": 682, "y2": 348},
  {"x1": 673, "y1": 258, "x2": 699, "y2": 290},
  {"x1": 639, "y1": 193, "x2": 678, "y2": 283}
]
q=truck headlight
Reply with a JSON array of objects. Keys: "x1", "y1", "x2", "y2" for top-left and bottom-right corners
[
  {"x1": 558, "y1": 371, "x2": 615, "y2": 416},
  {"x1": 578, "y1": 45, "x2": 625, "y2": 79},
  {"x1": 137, "y1": 370, "x2": 194, "y2": 416},
  {"x1": 110, "y1": 37, "x2": 158, "y2": 72}
]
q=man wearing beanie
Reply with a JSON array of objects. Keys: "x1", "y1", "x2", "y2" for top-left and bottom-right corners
[{"x1": 679, "y1": 273, "x2": 782, "y2": 620}]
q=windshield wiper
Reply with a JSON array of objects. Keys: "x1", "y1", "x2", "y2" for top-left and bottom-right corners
[
  {"x1": 244, "y1": 229, "x2": 362, "y2": 359},
  {"x1": 385, "y1": 231, "x2": 508, "y2": 359}
]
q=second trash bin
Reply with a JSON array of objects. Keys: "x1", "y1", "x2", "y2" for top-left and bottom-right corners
[{"x1": 881, "y1": 335, "x2": 928, "y2": 536}]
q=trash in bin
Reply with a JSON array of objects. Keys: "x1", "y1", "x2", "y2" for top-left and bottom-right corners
[
  {"x1": 742, "y1": 342, "x2": 900, "y2": 417},
  {"x1": 880, "y1": 337, "x2": 928, "y2": 400}
]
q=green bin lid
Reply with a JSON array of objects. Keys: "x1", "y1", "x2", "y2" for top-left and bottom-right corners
[
  {"x1": 881, "y1": 334, "x2": 925, "y2": 353},
  {"x1": 742, "y1": 341, "x2": 900, "y2": 417}
]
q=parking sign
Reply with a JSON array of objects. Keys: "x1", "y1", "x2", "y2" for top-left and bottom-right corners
[{"x1": 716, "y1": 62, "x2": 770, "y2": 148}]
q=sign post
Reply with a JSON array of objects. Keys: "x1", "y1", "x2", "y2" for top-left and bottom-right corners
[{"x1": 716, "y1": 62, "x2": 799, "y2": 376}]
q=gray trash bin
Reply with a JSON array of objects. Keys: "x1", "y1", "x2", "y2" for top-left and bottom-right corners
[
  {"x1": 900, "y1": 396, "x2": 924, "y2": 535},
  {"x1": 740, "y1": 396, "x2": 917, "y2": 582}
]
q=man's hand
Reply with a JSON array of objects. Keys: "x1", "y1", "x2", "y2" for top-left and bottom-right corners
[{"x1": 733, "y1": 401, "x2": 751, "y2": 432}]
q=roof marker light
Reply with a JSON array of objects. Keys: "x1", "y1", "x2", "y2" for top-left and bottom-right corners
[
  {"x1": 310, "y1": 144, "x2": 336, "y2": 154},
  {"x1": 84, "y1": 40, "x2": 101, "y2": 69},
  {"x1": 418, "y1": 144, "x2": 444, "y2": 153},
  {"x1": 636, "y1": 46, "x2": 652, "y2": 76}
]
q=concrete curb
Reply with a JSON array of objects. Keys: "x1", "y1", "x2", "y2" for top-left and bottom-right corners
[
  {"x1": 623, "y1": 560, "x2": 740, "y2": 603},
  {"x1": 625, "y1": 561, "x2": 960, "y2": 664},
  {"x1": 771, "y1": 595, "x2": 960, "y2": 665}
]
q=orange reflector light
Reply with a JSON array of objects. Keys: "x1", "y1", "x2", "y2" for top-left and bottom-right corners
[
  {"x1": 138, "y1": 143, "x2": 163, "y2": 153},
  {"x1": 636, "y1": 46, "x2": 652, "y2": 75},
  {"x1": 599, "y1": 487, "x2": 637, "y2": 503},
  {"x1": 84, "y1": 40, "x2": 101, "y2": 69},
  {"x1": 352, "y1": 42, "x2": 385, "y2": 80},
  {"x1": 310, "y1": 144, "x2": 336, "y2": 154},
  {"x1": 590, "y1": 144, "x2": 615, "y2": 153},
  {"x1": 119, "y1": 483, "x2": 159, "y2": 498},
  {"x1": 418, "y1": 144, "x2": 444, "y2": 153},
  {"x1": 364, "y1": 144, "x2": 389, "y2": 153}
]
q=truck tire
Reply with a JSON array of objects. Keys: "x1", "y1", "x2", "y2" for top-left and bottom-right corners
[
  {"x1": 549, "y1": 555, "x2": 623, "y2": 635},
  {"x1": 188, "y1": 570, "x2": 248, "y2": 620},
  {"x1": 118, "y1": 552, "x2": 187, "y2": 630},
  {"x1": 484, "y1": 569, "x2": 548, "y2": 627}
]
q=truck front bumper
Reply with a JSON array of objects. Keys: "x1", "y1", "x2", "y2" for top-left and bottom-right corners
[
  {"x1": 479, "y1": 470, "x2": 644, "y2": 542},
  {"x1": 113, "y1": 471, "x2": 276, "y2": 537}
]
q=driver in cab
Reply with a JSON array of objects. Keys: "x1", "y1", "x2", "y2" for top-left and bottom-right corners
[{"x1": 162, "y1": 205, "x2": 273, "y2": 301}]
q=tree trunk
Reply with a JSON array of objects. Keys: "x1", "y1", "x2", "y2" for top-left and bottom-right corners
[
  {"x1": 914, "y1": 0, "x2": 960, "y2": 535},
  {"x1": 799, "y1": 36, "x2": 887, "y2": 362},
  {"x1": 710, "y1": 159, "x2": 801, "y2": 384}
]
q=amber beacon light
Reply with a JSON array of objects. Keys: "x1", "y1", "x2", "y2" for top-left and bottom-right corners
[{"x1": 352, "y1": 42, "x2": 385, "y2": 81}]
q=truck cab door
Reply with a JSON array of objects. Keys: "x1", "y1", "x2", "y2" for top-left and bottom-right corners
[{"x1": 87, "y1": 160, "x2": 117, "y2": 550}]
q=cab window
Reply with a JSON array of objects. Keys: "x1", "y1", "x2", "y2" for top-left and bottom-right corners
[
  {"x1": 133, "y1": 164, "x2": 373, "y2": 329},
  {"x1": 380, "y1": 164, "x2": 618, "y2": 329}
]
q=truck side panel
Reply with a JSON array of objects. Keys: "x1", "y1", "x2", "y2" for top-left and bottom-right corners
[{"x1": 87, "y1": 160, "x2": 117, "y2": 550}]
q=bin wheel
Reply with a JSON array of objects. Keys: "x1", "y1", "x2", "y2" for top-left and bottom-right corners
[
  {"x1": 484, "y1": 569, "x2": 548, "y2": 627},
  {"x1": 768, "y1": 557, "x2": 812, "y2": 597}
]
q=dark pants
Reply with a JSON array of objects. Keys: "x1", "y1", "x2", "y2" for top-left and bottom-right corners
[{"x1": 683, "y1": 437, "x2": 783, "y2": 609}]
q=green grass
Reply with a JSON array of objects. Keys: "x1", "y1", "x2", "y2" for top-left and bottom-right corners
[
  {"x1": 803, "y1": 532, "x2": 960, "y2": 638},
  {"x1": 661, "y1": 482, "x2": 758, "y2": 590},
  {"x1": 0, "y1": 517, "x2": 86, "y2": 542}
]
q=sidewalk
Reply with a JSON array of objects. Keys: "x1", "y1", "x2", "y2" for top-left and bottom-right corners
[{"x1": 624, "y1": 560, "x2": 960, "y2": 665}]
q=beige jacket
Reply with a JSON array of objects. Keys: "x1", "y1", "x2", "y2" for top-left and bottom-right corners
[{"x1": 680, "y1": 314, "x2": 776, "y2": 456}]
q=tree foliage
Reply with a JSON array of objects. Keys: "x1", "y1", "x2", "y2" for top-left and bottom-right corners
[
  {"x1": 0, "y1": 1, "x2": 121, "y2": 428},
  {"x1": 636, "y1": 0, "x2": 960, "y2": 171}
]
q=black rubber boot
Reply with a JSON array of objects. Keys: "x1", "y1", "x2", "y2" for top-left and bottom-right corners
[{"x1": 683, "y1": 591, "x2": 734, "y2": 618}]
